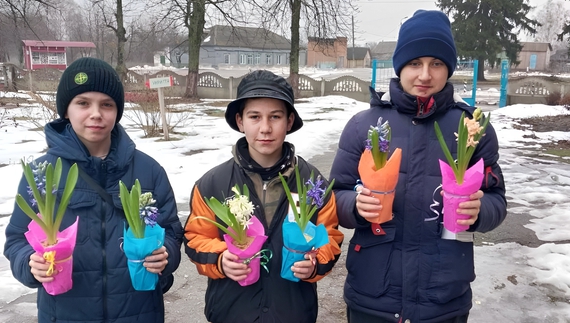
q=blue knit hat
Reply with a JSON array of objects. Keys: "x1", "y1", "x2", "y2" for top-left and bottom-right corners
[
  {"x1": 392, "y1": 10, "x2": 457, "y2": 79},
  {"x1": 56, "y1": 57, "x2": 125, "y2": 123}
]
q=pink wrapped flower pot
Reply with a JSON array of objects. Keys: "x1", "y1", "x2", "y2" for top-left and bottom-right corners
[
  {"x1": 24, "y1": 217, "x2": 79, "y2": 295},
  {"x1": 223, "y1": 216, "x2": 267, "y2": 287},
  {"x1": 440, "y1": 158, "x2": 484, "y2": 233}
]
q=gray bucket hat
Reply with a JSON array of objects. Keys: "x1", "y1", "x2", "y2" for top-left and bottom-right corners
[{"x1": 225, "y1": 70, "x2": 303, "y2": 134}]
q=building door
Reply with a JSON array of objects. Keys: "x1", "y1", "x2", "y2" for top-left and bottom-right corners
[
  {"x1": 529, "y1": 54, "x2": 537, "y2": 70},
  {"x1": 338, "y1": 56, "x2": 345, "y2": 68}
]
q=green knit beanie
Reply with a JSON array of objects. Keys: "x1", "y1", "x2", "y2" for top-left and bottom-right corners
[{"x1": 56, "y1": 57, "x2": 124, "y2": 123}]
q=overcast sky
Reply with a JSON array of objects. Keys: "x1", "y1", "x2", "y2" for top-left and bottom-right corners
[{"x1": 354, "y1": 0, "x2": 570, "y2": 44}]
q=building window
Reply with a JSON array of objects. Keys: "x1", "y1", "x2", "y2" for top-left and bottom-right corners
[
  {"x1": 266, "y1": 54, "x2": 272, "y2": 65},
  {"x1": 239, "y1": 54, "x2": 246, "y2": 65},
  {"x1": 255, "y1": 54, "x2": 260, "y2": 65},
  {"x1": 247, "y1": 54, "x2": 253, "y2": 65},
  {"x1": 31, "y1": 52, "x2": 66, "y2": 65},
  {"x1": 276, "y1": 54, "x2": 282, "y2": 65},
  {"x1": 224, "y1": 54, "x2": 230, "y2": 64},
  {"x1": 32, "y1": 52, "x2": 40, "y2": 64}
]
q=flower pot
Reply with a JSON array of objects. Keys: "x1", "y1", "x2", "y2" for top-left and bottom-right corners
[
  {"x1": 440, "y1": 158, "x2": 484, "y2": 233},
  {"x1": 358, "y1": 148, "x2": 402, "y2": 224},
  {"x1": 123, "y1": 224, "x2": 165, "y2": 291},
  {"x1": 280, "y1": 220, "x2": 328, "y2": 282},
  {"x1": 24, "y1": 217, "x2": 79, "y2": 296},
  {"x1": 223, "y1": 216, "x2": 267, "y2": 287}
]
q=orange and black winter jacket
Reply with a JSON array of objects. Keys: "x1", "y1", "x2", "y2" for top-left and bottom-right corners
[{"x1": 184, "y1": 153, "x2": 343, "y2": 323}]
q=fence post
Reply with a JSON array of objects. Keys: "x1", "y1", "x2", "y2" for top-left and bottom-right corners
[
  {"x1": 371, "y1": 59, "x2": 377, "y2": 90},
  {"x1": 320, "y1": 78, "x2": 325, "y2": 97},
  {"x1": 499, "y1": 59, "x2": 509, "y2": 108},
  {"x1": 28, "y1": 70, "x2": 34, "y2": 93}
]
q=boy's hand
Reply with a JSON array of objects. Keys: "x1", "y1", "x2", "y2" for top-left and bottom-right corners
[
  {"x1": 291, "y1": 254, "x2": 316, "y2": 280},
  {"x1": 456, "y1": 190, "x2": 484, "y2": 226},
  {"x1": 29, "y1": 253, "x2": 55, "y2": 283},
  {"x1": 144, "y1": 246, "x2": 169, "y2": 274},
  {"x1": 221, "y1": 250, "x2": 250, "y2": 282},
  {"x1": 355, "y1": 186, "x2": 383, "y2": 221}
]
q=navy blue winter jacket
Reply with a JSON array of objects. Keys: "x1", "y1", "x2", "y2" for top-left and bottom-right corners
[
  {"x1": 4, "y1": 119, "x2": 184, "y2": 323},
  {"x1": 330, "y1": 79, "x2": 507, "y2": 323}
]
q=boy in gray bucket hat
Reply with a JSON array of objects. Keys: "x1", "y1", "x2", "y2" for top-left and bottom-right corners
[{"x1": 184, "y1": 70, "x2": 343, "y2": 323}]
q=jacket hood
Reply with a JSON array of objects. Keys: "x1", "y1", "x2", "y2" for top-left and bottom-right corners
[
  {"x1": 44, "y1": 118, "x2": 136, "y2": 173},
  {"x1": 370, "y1": 78, "x2": 465, "y2": 121}
]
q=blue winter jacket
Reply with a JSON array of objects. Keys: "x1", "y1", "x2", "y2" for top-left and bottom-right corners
[
  {"x1": 330, "y1": 79, "x2": 507, "y2": 323},
  {"x1": 4, "y1": 119, "x2": 184, "y2": 323}
]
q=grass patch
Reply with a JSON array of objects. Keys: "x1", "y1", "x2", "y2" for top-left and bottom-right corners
[
  {"x1": 155, "y1": 136, "x2": 183, "y2": 142},
  {"x1": 202, "y1": 108, "x2": 225, "y2": 117},
  {"x1": 544, "y1": 149, "x2": 570, "y2": 158},
  {"x1": 182, "y1": 148, "x2": 216, "y2": 156},
  {"x1": 199, "y1": 100, "x2": 230, "y2": 107},
  {"x1": 314, "y1": 107, "x2": 344, "y2": 114},
  {"x1": 302, "y1": 118, "x2": 331, "y2": 122}
]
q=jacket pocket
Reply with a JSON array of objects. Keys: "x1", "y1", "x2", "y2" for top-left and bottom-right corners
[
  {"x1": 64, "y1": 190, "x2": 98, "y2": 245},
  {"x1": 346, "y1": 226, "x2": 396, "y2": 297},
  {"x1": 426, "y1": 239, "x2": 475, "y2": 304},
  {"x1": 111, "y1": 194, "x2": 125, "y2": 212}
]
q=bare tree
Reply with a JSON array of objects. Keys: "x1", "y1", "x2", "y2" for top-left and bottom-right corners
[
  {"x1": 252, "y1": 0, "x2": 355, "y2": 96},
  {"x1": 0, "y1": 0, "x2": 58, "y2": 64},
  {"x1": 533, "y1": 0, "x2": 569, "y2": 51},
  {"x1": 92, "y1": 0, "x2": 131, "y2": 81},
  {"x1": 163, "y1": 0, "x2": 249, "y2": 98}
]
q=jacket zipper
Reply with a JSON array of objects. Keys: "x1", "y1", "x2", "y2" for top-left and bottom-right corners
[
  {"x1": 262, "y1": 181, "x2": 268, "y2": 206},
  {"x1": 101, "y1": 162, "x2": 108, "y2": 320}
]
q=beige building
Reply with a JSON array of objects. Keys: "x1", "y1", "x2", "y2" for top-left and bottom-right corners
[
  {"x1": 515, "y1": 42, "x2": 552, "y2": 71},
  {"x1": 306, "y1": 37, "x2": 348, "y2": 69},
  {"x1": 347, "y1": 47, "x2": 371, "y2": 68}
]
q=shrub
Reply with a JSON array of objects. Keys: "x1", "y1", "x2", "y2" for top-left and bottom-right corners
[
  {"x1": 546, "y1": 91, "x2": 561, "y2": 106},
  {"x1": 559, "y1": 93, "x2": 570, "y2": 111}
]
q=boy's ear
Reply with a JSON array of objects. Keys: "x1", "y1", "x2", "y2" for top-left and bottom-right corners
[
  {"x1": 236, "y1": 113, "x2": 244, "y2": 132},
  {"x1": 287, "y1": 112, "x2": 295, "y2": 132}
]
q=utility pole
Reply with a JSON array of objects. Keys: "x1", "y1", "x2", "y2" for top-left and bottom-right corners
[{"x1": 352, "y1": 16, "x2": 356, "y2": 67}]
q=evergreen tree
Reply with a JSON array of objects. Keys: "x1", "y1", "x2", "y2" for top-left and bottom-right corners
[{"x1": 437, "y1": 0, "x2": 539, "y2": 81}]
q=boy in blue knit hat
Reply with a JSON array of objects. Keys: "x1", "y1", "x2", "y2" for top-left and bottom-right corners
[
  {"x1": 4, "y1": 57, "x2": 183, "y2": 322},
  {"x1": 330, "y1": 10, "x2": 506, "y2": 323}
]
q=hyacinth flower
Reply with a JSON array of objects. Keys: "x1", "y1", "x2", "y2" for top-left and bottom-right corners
[
  {"x1": 279, "y1": 167, "x2": 334, "y2": 233},
  {"x1": 119, "y1": 179, "x2": 165, "y2": 290},
  {"x1": 278, "y1": 166, "x2": 334, "y2": 282},
  {"x1": 16, "y1": 157, "x2": 79, "y2": 295},
  {"x1": 366, "y1": 117, "x2": 392, "y2": 170},
  {"x1": 193, "y1": 184, "x2": 268, "y2": 286},
  {"x1": 358, "y1": 117, "x2": 402, "y2": 234},
  {"x1": 434, "y1": 108, "x2": 490, "y2": 185},
  {"x1": 434, "y1": 108, "x2": 490, "y2": 233},
  {"x1": 195, "y1": 184, "x2": 255, "y2": 245},
  {"x1": 16, "y1": 158, "x2": 78, "y2": 246}
]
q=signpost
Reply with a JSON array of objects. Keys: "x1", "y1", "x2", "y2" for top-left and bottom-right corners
[{"x1": 145, "y1": 76, "x2": 174, "y2": 140}]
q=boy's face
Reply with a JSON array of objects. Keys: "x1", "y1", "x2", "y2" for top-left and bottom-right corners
[
  {"x1": 236, "y1": 97, "x2": 294, "y2": 168},
  {"x1": 65, "y1": 91, "x2": 117, "y2": 154},
  {"x1": 399, "y1": 56, "x2": 448, "y2": 97}
]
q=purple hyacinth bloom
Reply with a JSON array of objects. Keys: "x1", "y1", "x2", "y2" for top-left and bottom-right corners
[
  {"x1": 306, "y1": 176, "x2": 326, "y2": 208},
  {"x1": 140, "y1": 206, "x2": 159, "y2": 227},
  {"x1": 365, "y1": 138, "x2": 372, "y2": 150},
  {"x1": 378, "y1": 138, "x2": 389, "y2": 152}
]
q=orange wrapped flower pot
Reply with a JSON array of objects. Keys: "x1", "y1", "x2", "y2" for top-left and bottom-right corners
[{"x1": 358, "y1": 148, "x2": 402, "y2": 224}]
